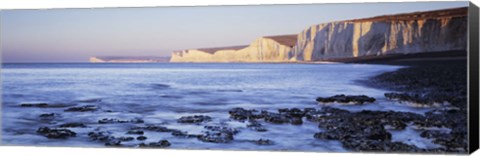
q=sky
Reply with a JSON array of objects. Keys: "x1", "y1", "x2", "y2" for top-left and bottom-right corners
[{"x1": 0, "y1": 1, "x2": 468, "y2": 62}]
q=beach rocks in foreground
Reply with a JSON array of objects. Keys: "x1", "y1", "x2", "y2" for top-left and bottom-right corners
[
  {"x1": 139, "y1": 140, "x2": 171, "y2": 148},
  {"x1": 228, "y1": 107, "x2": 306, "y2": 125},
  {"x1": 37, "y1": 127, "x2": 76, "y2": 139},
  {"x1": 316, "y1": 94, "x2": 376, "y2": 104},
  {"x1": 177, "y1": 115, "x2": 212, "y2": 124},
  {"x1": 384, "y1": 92, "x2": 448, "y2": 107},
  {"x1": 197, "y1": 126, "x2": 238, "y2": 143}
]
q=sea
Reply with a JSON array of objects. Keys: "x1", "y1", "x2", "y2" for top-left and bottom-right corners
[{"x1": 1, "y1": 63, "x2": 441, "y2": 151}]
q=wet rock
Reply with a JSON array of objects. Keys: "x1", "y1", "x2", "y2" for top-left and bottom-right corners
[
  {"x1": 278, "y1": 108, "x2": 305, "y2": 118},
  {"x1": 197, "y1": 125, "x2": 238, "y2": 143},
  {"x1": 141, "y1": 125, "x2": 174, "y2": 132},
  {"x1": 263, "y1": 112, "x2": 290, "y2": 124},
  {"x1": 204, "y1": 125, "x2": 239, "y2": 134},
  {"x1": 126, "y1": 130, "x2": 144, "y2": 135},
  {"x1": 343, "y1": 140, "x2": 421, "y2": 152},
  {"x1": 246, "y1": 121, "x2": 267, "y2": 132},
  {"x1": 420, "y1": 130, "x2": 448, "y2": 139},
  {"x1": 254, "y1": 139, "x2": 274, "y2": 145},
  {"x1": 137, "y1": 136, "x2": 147, "y2": 141},
  {"x1": 105, "y1": 140, "x2": 122, "y2": 147},
  {"x1": 171, "y1": 130, "x2": 202, "y2": 138},
  {"x1": 58, "y1": 122, "x2": 87, "y2": 128},
  {"x1": 39, "y1": 113, "x2": 56, "y2": 120},
  {"x1": 88, "y1": 131, "x2": 115, "y2": 141},
  {"x1": 384, "y1": 92, "x2": 446, "y2": 106},
  {"x1": 37, "y1": 127, "x2": 76, "y2": 139},
  {"x1": 290, "y1": 117, "x2": 303, "y2": 125},
  {"x1": 228, "y1": 108, "x2": 252, "y2": 121},
  {"x1": 20, "y1": 103, "x2": 49, "y2": 108},
  {"x1": 64, "y1": 105, "x2": 98, "y2": 112},
  {"x1": 98, "y1": 118, "x2": 144, "y2": 124},
  {"x1": 139, "y1": 140, "x2": 171, "y2": 148},
  {"x1": 117, "y1": 137, "x2": 134, "y2": 142},
  {"x1": 198, "y1": 132, "x2": 234, "y2": 143},
  {"x1": 316, "y1": 94, "x2": 376, "y2": 104},
  {"x1": 177, "y1": 115, "x2": 212, "y2": 124}
]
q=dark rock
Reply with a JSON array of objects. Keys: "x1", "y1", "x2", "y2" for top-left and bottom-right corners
[
  {"x1": 204, "y1": 125, "x2": 239, "y2": 134},
  {"x1": 137, "y1": 136, "x2": 147, "y2": 141},
  {"x1": 37, "y1": 127, "x2": 76, "y2": 139},
  {"x1": 263, "y1": 112, "x2": 290, "y2": 124},
  {"x1": 141, "y1": 125, "x2": 173, "y2": 132},
  {"x1": 316, "y1": 94, "x2": 376, "y2": 104},
  {"x1": 228, "y1": 108, "x2": 252, "y2": 121},
  {"x1": 254, "y1": 139, "x2": 274, "y2": 145},
  {"x1": 171, "y1": 130, "x2": 202, "y2": 138},
  {"x1": 39, "y1": 113, "x2": 56, "y2": 120},
  {"x1": 384, "y1": 92, "x2": 446, "y2": 106},
  {"x1": 98, "y1": 118, "x2": 144, "y2": 124},
  {"x1": 278, "y1": 108, "x2": 305, "y2": 118},
  {"x1": 246, "y1": 121, "x2": 267, "y2": 132},
  {"x1": 64, "y1": 105, "x2": 98, "y2": 112},
  {"x1": 88, "y1": 131, "x2": 114, "y2": 141},
  {"x1": 117, "y1": 137, "x2": 134, "y2": 142},
  {"x1": 20, "y1": 103, "x2": 49, "y2": 108},
  {"x1": 177, "y1": 115, "x2": 212, "y2": 124},
  {"x1": 139, "y1": 140, "x2": 171, "y2": 148},
  {"x1": 58, "y1": 122, "x2": 87, "y2": 128},
  {"x1": 420, "y1": 130, "x2": 448, "y2": 139},
  {"x1": 126, "y1": 130, "x2": 144, "y2": 135},
  {"x1": 290, "y1": 117, "x2": 303, "y2": 125},
  {"x1": 198, "y1": 131, "x2": 234, "y2": 143},
  {"x1": 105, "y1": 140, "x2": 122, "y2": 147},
  {"x1": 197, "y1": 125, "x2": 238, "y2": 143}
]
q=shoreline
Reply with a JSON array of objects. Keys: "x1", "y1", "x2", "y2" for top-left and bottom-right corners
[{"x1": 1, "y1": 55, "x2": 468, "y2": 153}]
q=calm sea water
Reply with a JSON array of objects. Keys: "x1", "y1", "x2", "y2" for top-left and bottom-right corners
[{"x1": 1, "y1": 63, "x2": 438, "y2": 151}]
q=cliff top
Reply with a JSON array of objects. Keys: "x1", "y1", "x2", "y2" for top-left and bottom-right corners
[
  {"x1": 343, "y1": 7, "x2": 467, "y2": 23},
  {"x1": 264, "y1": 34, "x2": 298, "y2": 47}
]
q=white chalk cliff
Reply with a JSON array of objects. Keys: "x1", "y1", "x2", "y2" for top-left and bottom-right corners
[
  {"x1": 170, "y1": 7, "x2": 468, "y2": 62},
  {"x1": 170, "y1": 35, "x2": 297, "y2": 62}
]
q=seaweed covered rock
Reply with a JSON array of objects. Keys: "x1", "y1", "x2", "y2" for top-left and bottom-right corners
[
  {"x1": 316, "y1": 94, "x2": 376, "y2": 104},
  {"x1": 37, "y1": 127, "x2": 76, "y2": 139},
  {"x1": 139, "y1": 140, "x2": 171, "y2": 148},
  {"x1": 177, "y1": 115, "x2": 212, "y2": 124},
  {"x1": 197, "y1": 125, "x2": 238, "y2": 143}
]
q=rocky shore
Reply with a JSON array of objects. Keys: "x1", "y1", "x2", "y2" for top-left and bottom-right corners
[{"x1": 14, "y1": 59, "x2": 466, "y2": 153}]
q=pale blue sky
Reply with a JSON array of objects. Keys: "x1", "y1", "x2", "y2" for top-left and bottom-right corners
[{"x1": 0, "y1": 2, "x2": 468, "y2": 62}]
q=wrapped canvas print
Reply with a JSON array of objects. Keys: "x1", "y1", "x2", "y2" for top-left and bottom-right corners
[{"x1": 1, "y1": 1, "x2": 479, "y2": 154}]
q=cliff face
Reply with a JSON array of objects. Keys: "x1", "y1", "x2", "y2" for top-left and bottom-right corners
[
  {"x1": 292, "y1": 7, "x2": 468, "y2": 61},
  {"x1": 170, "y1": 35, "x2": 297, "y2": 62},
  {"x1": 169, "y1": 7, "x2": 468, "y2": 62}
]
